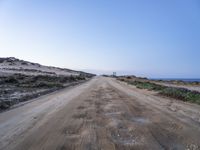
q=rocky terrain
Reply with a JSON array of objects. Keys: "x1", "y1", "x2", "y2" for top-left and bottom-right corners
[{"x1": 0, "y1": 57, "x2": 95, "y2": 110}]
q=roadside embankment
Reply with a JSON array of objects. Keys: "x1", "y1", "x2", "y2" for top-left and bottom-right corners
[{"x1": 117, "y1": 76, "x2": 200, "y2": 105}]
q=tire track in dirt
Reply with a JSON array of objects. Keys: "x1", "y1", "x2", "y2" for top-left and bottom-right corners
[{"x1": 4, "y1": 77, "x2": 200, "y2": 150}]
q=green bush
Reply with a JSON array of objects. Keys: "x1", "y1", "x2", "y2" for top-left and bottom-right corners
[
  {"x1": 129, "y1": 81, "x2": 165, "y2": 91},
  {"x1": 120, "y1": 79, "x2": 200, "y2": 105},
  {"x1": 160, "y1": 88, "x2": 200, "y2": 104}
]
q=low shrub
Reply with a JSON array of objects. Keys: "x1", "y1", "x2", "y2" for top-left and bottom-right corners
[
  {"x1": 33, "y1": 81, "x2": 64, "y2": 88},
  {"x1": 120, "y1": 79, "x2": 200, "y2": 105},
  {"x1": 4, "y1": 76, "x2": 19, "y2": 84},
  {"x1": 129, "y1": 81, "x2": 165, "y2": 91},
  {"x1": 160, "y1": 88, "x2": 200, "y2": 104}
]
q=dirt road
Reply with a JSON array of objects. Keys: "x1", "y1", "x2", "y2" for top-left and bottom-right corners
[{"x1": 1, "y1": 77, "x2": 200, "y2": 150}]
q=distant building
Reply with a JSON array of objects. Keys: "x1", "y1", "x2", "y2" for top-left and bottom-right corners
[{"x1": 113, "y1": 72, "x2": 116, "y2": 76}]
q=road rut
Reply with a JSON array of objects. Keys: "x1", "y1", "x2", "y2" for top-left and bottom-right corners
[{"x1": 0, "y1": 77, "x2": 200, "y2": 150}]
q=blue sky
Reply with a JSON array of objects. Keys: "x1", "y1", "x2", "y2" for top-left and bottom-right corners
[{"x1": 0, "y1": 0, "x2": 200, "y2": 78}]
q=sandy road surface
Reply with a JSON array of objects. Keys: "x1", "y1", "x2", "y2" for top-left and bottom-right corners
[{"x1": 1, "y1": 77, "x2": 200, "y2": 150}]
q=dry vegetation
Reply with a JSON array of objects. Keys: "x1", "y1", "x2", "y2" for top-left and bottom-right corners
[
  {"x1": 0, "y1": 74, "x2": 91, "y2": 110},
  {"x1": 118, "y1": 76, "x2": 200, "y2": 105},
  {"x1": 0, "y1": 57, "x2": 95, "y2": 111}
]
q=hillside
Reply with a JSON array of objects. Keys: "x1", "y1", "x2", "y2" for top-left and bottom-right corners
[
  {"x1": 0, "y1": 57, "x2": 95, "y2": 110},
  {"x1": 0, "y1": 57, "x2": 94, "y2": 77}
]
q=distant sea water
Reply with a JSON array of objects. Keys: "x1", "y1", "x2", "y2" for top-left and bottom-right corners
[{"x1": 151, "y1": 78, "x2": 200, "y2": 82}]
